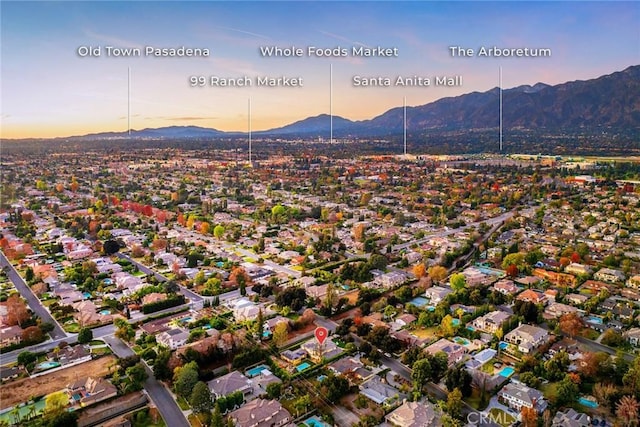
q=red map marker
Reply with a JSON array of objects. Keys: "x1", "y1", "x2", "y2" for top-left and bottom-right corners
[{"x1": 315, "y1": 327, "x2": 328, "y2": 345}]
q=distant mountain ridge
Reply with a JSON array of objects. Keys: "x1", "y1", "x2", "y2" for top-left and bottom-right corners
[{"x1": 44, "y1": 65, "x2": 640, "y2": 141}]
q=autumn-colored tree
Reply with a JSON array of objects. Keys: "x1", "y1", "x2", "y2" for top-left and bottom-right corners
[
  {"x1": 559, "y1": 312, "x2": 583, "y2": 338},
  {"x1": 616, "y1": 395, "x2": 639, "y2": 427},
  {"x1": 131, "y1": 244, "x2": 145, "y2": 258},
  {"x1": 152, "y1": 238, "x2": 168, "y2": 251},
  {"x1": 70, "y1": 178, "x2": 79, "y2": 192},
  {"x1": 5, "y1": 294, "x2": 30, "y2": 326},
  {"x1": 412, "y1": 263, "x2": 426, "y2": 279},
  {"x1": 229, "y1": 267, "x2": 250, "y2": 287},
  {"x1": 570, "y1": 252, "x2": 582, "y2": 263},
  {"x1": 177, "y1": 212, "x2": 186, "y2": 226},
  {"x1": 352, "y1": 223, "x2": 366, "y2": 242},
  {"x1": 521, "y1": 407, "x2": 538, "y2": 427},
  {"x1": 506, "y1": 264, "x2": 519, "y2": 278},
  {"x1": 55, "y1": 183, "x2": 64, "y2": 193},
  {"x1": 300, "y1": 308, "x2": 316, "y2": 326},
  {"x1": 580, "y1": 352, "x2": 610, "y2": 378},
  {"x1": 428, "y1": 265, "x2": 447, "y2": 283},
  {"x1": 559, "y1": 257, "x2": 571, "y2": 267},
  {"x1": 186, "y1": 215, "x2": 196, "y2": 230},
  {"x1": 22, "y1": 326, "x2": 43, "y2": 343},
  {"x1": 593, "y1": 382, "x2": 616, "y2": 409},
  {"x1": 45, "y1": 391, "x2": 69, "y2": 415},
  {"x1": 199, "y1": 222, "x2": 210, "y2": 235}
]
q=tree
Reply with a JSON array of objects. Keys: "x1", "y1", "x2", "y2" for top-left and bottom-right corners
[
  {"x1": 502, "y1": 253, "x2": 525, "y2": 270},
  {"x1": 77, "y1": 327, "x2": 93, "y2": 344},
  {"x1": 256, "y1": 308, "x2": 264, "y2": 341},
  {"x1": 440, "y1": 315, "x2": 457, "y2": 338},
  {"x1": 411, "y1": 358, "x2": 432, "y2": 392},
  {"x1": 449, "y1": 273, "x2": 466, "y2": 292},
  {"x1": 556, "y1": 376, "x2": 579, "y2": 406},
  {"x1": 266, "y1": 382, "x2": 282, "y2": 399},
  {"x1": 154, "y1": 348, "x2": 172, "y2": 381},
  {"x1": 272, "y1": 321, "x2": 289, "y2": 347},
  {"x1": 103, "y1": 239, "x2": 120, "y2": 255},
  {"x1": 45, "y1": 411, "x2": 78, "y2": 427},
  {"x1": 22, "y1": 326, "x2": 43, "y2": 343},
  {"x1": 17, "y1": 351, "x2": 37, "y2": 366},
  {"x1": 428, "y1": 266, "x2": 447, "y2": 283},
  {"x1": 521, "y1": 407, "x2": 538, "y2": 427},
  {"x1": 616, "y1": 395, "x2": 639, "y2": 427},
  {"x1": 321, "y1": 374, "x2": 350, "y2": 401},
  {"x1": 445, "y1": 366, "x2": 472, "y2": 397},
  {"x1": 446, "y1": 388, "x2": 463, "y2": 419},
  {"x1": 114, "y1": 318, "x2": 135, "y2": 342},
  {"x1": 559, "y1": 312, "x2": 583, "y2": 339},
  {"x1": 413, "y1": 263, "x2": 426, "y2": 278},
  {"x1": 593, "y1": 382, "x2": 616, "y2": 409},
  {"x1": 174, "y1": 362, "x2": 199, "y2": 397},
  {"x1": 211, "y1": 405, "x2": 224, "y2": 427},
  {"x1": 45, "y1": 391, "x2": 69, "y2": 415},
  {"x1": 5, "y1": 294, "x2": 29, "y2": 326},
  {"x1": 506, "y1": 264, "x2": 519, "y2": 278},
  {"x1": 126, "y1": 363, "x2": 148, "y2": 389},
  {"x1": 213, "y1": 225, "x2": 225, "y2": 240},
  {"x1": 190, "y1": 381, "x2": 213, "y2": 414},
  {"x1": 601, "y1": 329, "x2": 625, "y2": 347}
]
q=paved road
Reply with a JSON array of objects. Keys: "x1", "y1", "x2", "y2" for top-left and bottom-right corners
[
  {"x1": 0, "y1": 250, "x2": 67, "y2": 340},
  {"x1": 103, "y1": 335, "x2": 190, "y2": 427},
  {"x1": 392, "y1": 211, "x2": 515, "y2": 252},
  {"x1": 116, "y1": 253, "x2": 203, "y2": 305}
]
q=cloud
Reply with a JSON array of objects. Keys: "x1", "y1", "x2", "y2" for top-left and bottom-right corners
[
  {"x1": 82, "y1": 29, "x2": 144, "y2": 49},
  {"x1": 214, "y1": 25, "x2": 271, "y2": 40},
  {"x1": 318, "y1": 30, "x2": 370, "y2": 48}
]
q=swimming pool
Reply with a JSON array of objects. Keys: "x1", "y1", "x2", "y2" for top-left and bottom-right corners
[
  {"x1": 83, "y1": 292, "x2": 92, "y2": 299},
  {"x1": 499, "y1": 341, "x2": 509, "y2": 350},
  {"x1": 103, "y1": 278, "x2": 113, "y2": 285},
  {"x1": 409, "y1": 297, "x2": 429, "y2": 308},
  {"x1": 498, "y1": 366, "x2": 515, "y2": 377},
  {"x1": 99, "y1": 309, "x2": 111, "y2": 315},
  {"x1": 246, "y1": 365, "x2": 269, "y2": 378},
  {"x1": 180, "y1": 317, "x2": 193, "y2": 323},
  {"x1": 578, "y1": 397, "x2": 598, "y2": 408},
  {"x1": 317, "y1": 375, "x2": 327, "y2": 382},
  {"x1": 452, "y1": 319, "x2": 461, "y2": 327},
  {"x1": 36, "y1": 361, "x2": 61, "y2": 370},
  {"x1": 587, "y1": 316, "x2": 603, "y2": 324},
  {"x1": 303, "y1": 415, "x2": 331, "y2": 427},
  {"x1": 467, "y1": 325, "x2": 476, "y2": 331},
  {"x1": 296, "y1": 362, "x2": 312, "y2": 372},
  {"x1": 453, "y1": 336, "x2": 470, "y2": 346}
]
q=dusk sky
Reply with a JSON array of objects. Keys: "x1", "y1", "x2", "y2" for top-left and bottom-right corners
[{"x1": 2, "y1": 1, "x2": 639, "y2": 139}]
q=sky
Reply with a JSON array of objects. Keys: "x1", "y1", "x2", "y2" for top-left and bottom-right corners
[{"x1": 1, "y1": 1, "x2": 639, "y2": 139}]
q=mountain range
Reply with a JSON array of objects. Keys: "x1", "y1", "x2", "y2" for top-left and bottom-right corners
[{"x1": 51, "y1": 65, "x2": 640, "y2": 141}]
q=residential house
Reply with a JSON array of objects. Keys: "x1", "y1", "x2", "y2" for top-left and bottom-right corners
[
  {"x1": 593, "y1": 268, "x2": 625, "y2": 284},
  {"x1": 300, "y1": 338, "x2": 343, "y2": 362},
  {"x1": 565, "y1": 263, "x2": 593, "y2": 276},
  {"x1": 504, "y1": 324, "x2": 549, "y2": 353},
  {"x1": 0, "y1": 366, "x2": 21, "y2": 382},
  {"x1": 0, "y1": 326, "x2": 22, "y2": 348},
  {"x1": 517, "y1": 289, "x2": 547, "y2": 305},
  {"x1": 157, "y1": 328, "x2": 189, "y2": 350},
  {"x1": 471, "y1": 311, "x2": 511, "y2": 334},
  {"x1": 544, "y1": 302, "x2": 578, "y2": 319},
  {"x1": 359, "y1": 376, "x2": 401, "y2": 406},
  {"x1": 207, "y1": 371, "x2": 253, "y2": 400},
  {"x1": 67, "y1": 376, "x2": 118, "y2": 407},
  {"x1": 532, "y1": 269, "x2": 577, "y2": 288},
  {"x1": 493, "y1": 279, "x2": 520, "y2": 296},
  {"x1": 281, "y1": 349, "x2": 307, "y2": 365},
  {"x1": 424, "y1": 338, "x2": 466, "y2": 366},
  {"x1": 424, "y1": 286, "x2": 452, "y2": 304},
  {"x1": 552, "y1": 408, "x2": 591, "y2": 427},
  {"x1": 498, "y1": 382, "x2": 547, "y2": 413},
  {"x1": 395, "y1": 314, "x2": 417, "y2": 328},
  {"x1": 50, "y1": 344, "x2": 92, "y2": 366},
  {"x1": 374, "y1": 271, "x2": 411, "y2": 289},
  {"x1": 231, "y1": 298, "x2": 262, "y2": 321},
  {"x1": 565, "y1": 294, "x2": 589, "y2": 306},
  {"x1": 141, "y1": 292, "x2": 167, "y2": 306},
  {"x1": 385, "y1": 400, "x2": 442, "y2": 427},
  {"x1": 624, "y1": 328, "x2": 640, "y2": 346},
  {"x1": 228, "y1": 398, "x2": 293, "y2": 427}
]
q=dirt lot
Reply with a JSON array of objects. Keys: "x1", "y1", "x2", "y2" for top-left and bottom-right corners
[{"x1": 0, "y1": 355, "x2": 116, "y2": 408}]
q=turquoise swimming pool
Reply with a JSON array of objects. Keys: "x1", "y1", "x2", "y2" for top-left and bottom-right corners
[
  {"x1": 36, "y1": 361, "x2": 61, "y2": 370},
  {"x1": 578, "y1": 397, "x2": 598, "y2": 408},
  {"x1": 246, "y1": 365, "x2": 269, "y2": 378},
  {"x1": 453, "y1": 336, "x2": 470, "y2": 345},
  {"x1": 99, "y1": 309, "x2": 111, "y2": 315},
  {"x1": 296, "y1": 362, "x2": 312, "y2": 372},
  {"x1": 587, "y1": 316, "x2": 603, "y2": 324},
  {"x1": 499, "y1": 341, "x2": 509, "y2": 350},
  {"x1": 303, "y1": 415, "x2": 331, "y2": 427},
  {"x1": 498, "y1": 366, "x2": 515, "y2": 377},
  {"x1": 409, "y1": 297, "x2": 429, "y2": 308}
]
